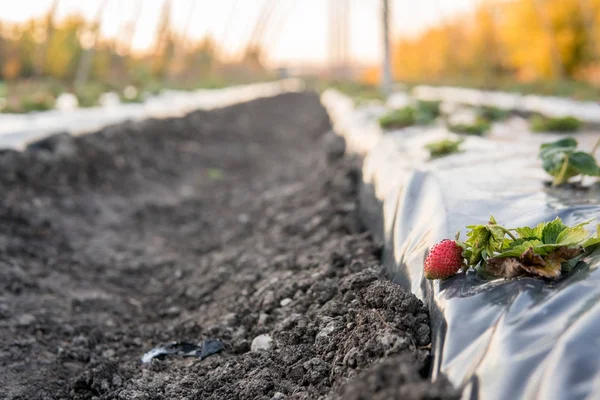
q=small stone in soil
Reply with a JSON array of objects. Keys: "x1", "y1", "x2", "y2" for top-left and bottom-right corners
[
  {"x1": 251, "y1": 334, "x2": 273, "y2": 352},
  {"x1": 280, "y1": 298, "x2": 292, "y2": 307}
]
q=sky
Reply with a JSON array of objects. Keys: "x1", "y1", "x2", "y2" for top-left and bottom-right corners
[{"x1": 2, "y1": 0, "x2": 478, "y2": 66}]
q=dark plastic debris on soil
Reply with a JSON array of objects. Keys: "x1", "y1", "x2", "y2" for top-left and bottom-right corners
[
  {"x1": 0, "y1": 92, "x2": 459, "y2": 400},
  {"x1": 141, "y1": 340, "x2": 223, "y2": 363}
]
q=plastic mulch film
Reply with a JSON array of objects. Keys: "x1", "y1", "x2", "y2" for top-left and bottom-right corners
[
  {"x1": 322, "y1": 89, "x2": 600, "y2": 400},
  {"x1": 410, "y1": 85, "x2": 600, "y2": 124},
  {"x1": 0, "y1": 79, "x2": 304, "y2": 150}
]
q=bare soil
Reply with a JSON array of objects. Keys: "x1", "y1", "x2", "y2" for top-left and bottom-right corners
[{"x1": 0, "y1": 92, "x2": 459, "y2": 400}]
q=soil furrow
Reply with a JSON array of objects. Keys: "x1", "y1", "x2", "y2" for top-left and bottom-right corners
[{"x1": 0, "y1": 92, "x2": 458, "y2": 400}]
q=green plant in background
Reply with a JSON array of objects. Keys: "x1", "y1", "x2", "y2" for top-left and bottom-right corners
[
  {"x1": 75, "y1": 83, "x2": 106, "y2": 108},
  {"x1": 379, "y1": 101, "x2": 440, "y2": 129},
  {"x1": 539, "y1": 137, "x2": 600, "y2": 186},
  {"x1": 325, "y1": 80, "x2": 384, "y2": 102},
  {"x1": 416, "y1": 100, "x2": 441, "y2": 117},
  {"x1": 447, "y1": 117, "x2": 491, "y2": 135},
  {"x1": 20, "y1": 92, "x2": 56, "y2": 112},
  {"x1": 424, "y1": 138, "x2": 464, "y2": 158},
  {"x1": 379, "y1": 107, "x2": 416, "y2": 129},
  {"x1": 413, "y1": 100, "x2": 440, "y2": 125},
  {"x1": 530, "y1": 115, "x2": 582, "y2": 133},
  {"x1": 478, "y1": 105, "x2": 508, "y2": 121}
]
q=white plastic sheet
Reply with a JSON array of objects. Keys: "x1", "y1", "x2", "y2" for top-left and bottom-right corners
[
  {"x1": 322, "y1": 89, "x2": 600, "y2": 400},
  {"x1": 0, "y1": 79, "x2": 305, "y2": 150},
  {"x1": 413, "y1": 85, "x2": 600, "y2": 124}
]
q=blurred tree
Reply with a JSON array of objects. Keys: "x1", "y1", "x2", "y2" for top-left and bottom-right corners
[
  {"x1": 468, "y1": 2, "x2": 508, "y2": 82},
  {"x1": 45, "y1": 15, "x2": 85, "y2": 81},
  {"x1": 183, "y1": 36, "x2": 216, "y2": 79},
  {"x1": 17, "y1": 20, "x2": 39, "y2": 78},
  {"x1": 389, "y1": 0, "x2": 600, "y2": 87},
  {"x1": 151, "y1": 0, "x2": 175, "y2": 79},
  {"x1": 36, "y1": 0, "x2": 60, "y2": 76}
]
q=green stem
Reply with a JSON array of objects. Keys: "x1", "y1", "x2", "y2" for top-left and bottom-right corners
[
  {"x1": 501, "y1": 227, "x2": 518, "y2": 241},
  {"x1": 553, "y1": 154, "x2": 570, "y2": 187},
  {"x1": 491, "y1": 224, "x2": 519, "y2": 241}
]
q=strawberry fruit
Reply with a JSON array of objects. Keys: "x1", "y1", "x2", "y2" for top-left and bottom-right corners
[{"x1": 424, "y1": 239, "x2": 465, "y2": 280}]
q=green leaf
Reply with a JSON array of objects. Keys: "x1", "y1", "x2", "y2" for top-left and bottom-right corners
[
  {"x1": 555, "y1": 220, "x2": 593, "y2": 245},
  {"x1": 424, "y1": 138, "x2": 464, "y2": 158},
  {"x1": 495, "y1": 240, "x2": 544, "y2": 258},
  {"x1": 540, "y1": 137, "x2": 578, "y2": 153},
  {"x1": 531, "y1": 116, "x2": 581, "y2": 133},
  {"x1": 582, "y1": 225, "x2": 600, "y2": 249},
  {"x1": 569, "y1": 152, "x2": 600, "y2": 176},
  {"x1": 583, "y1": 236, "x2": 600, "y2": 249},
  {"x1": 538, "y1": 137, "x2": 600, "y2": 183},
  {"x1": 533, "y1": 221, "x2": 547, "y2": 239},
  {"x1": 539, "y1": 139, "x2": 576, "y2": 164},
  {"x1": 503, "y1": 237, "x2": 533, "y2": 250},
  {"x1": 465, "y1": 224, "x2": 491, "y2": 245},
  {"x1": 515, "y1": 226, "x2": 537, "y2": 239},
  {"x1": 556, "y1": 226, "x2": 590, "y2": 245},
  {"x1": 541, "y1": 218, "x2": 568, "y2": 244},
  {"x1": 464, "y1": 225, "x2": 491, "y2": 266}
]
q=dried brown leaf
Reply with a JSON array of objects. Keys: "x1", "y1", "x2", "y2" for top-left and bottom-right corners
[
  {"x1": 486, "y1": 257, "x2": 528, "y2": 278},
  {"x1": 520, "y1": 247, "x2": 546, "y2": 267}
]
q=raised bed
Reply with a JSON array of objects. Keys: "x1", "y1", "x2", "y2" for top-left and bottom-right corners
[
  {"x1": 0, "y1": 79, "x2": 304, "y2": 149},
  {"x1": 322, "y1": 89, "x2": 600, "y2": 399},
  {"x1": 410, "y1": 85, "x2": 600, "y2": 125}
]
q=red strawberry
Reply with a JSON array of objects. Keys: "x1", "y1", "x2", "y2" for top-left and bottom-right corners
[{"x1": 424, "y1": 239, "x2": 465, "y2": 280}]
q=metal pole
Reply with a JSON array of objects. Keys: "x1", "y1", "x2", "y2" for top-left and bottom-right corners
[
  {"x1": 74, "y1": 0, "x2": 109, "y2": 89},
  {"x1": 381, "y1": 0, "x2": 392, "y2": 96}
]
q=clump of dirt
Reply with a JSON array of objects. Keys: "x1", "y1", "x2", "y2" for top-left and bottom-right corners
[{"x1": 0, "y1": 92, "x2": 459, "y2": 399}]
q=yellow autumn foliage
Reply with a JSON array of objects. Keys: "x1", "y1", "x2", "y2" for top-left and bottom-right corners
[{"x1": 391, "y1": 0, "x2": 600, "y2": 86}]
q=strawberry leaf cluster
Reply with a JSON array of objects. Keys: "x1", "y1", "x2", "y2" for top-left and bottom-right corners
[
  {"x1": 424, "y1": 138, "x2": 464, "y2": 158},
  {"x1": 458, "y1": 216, "x2": 600, "y2": 279},
  {"x1": 539, "y1": 137, "x2": 600, "y2": 186}
]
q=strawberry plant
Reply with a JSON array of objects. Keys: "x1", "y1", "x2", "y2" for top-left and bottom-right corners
[
  {"x1": 447, "y1": 117, "x2": 491, "y2": 135},
  {"x1": 539, "y1": 137, "x2": 600, "y2": 186},
  {"x1": 424, "y1": 138, "x2": 463, "y2": 158},
  {"x1": 478, "y1": 105, "x2": 508, "y2": 121},
  {"x1": 530, "y1": 115, "x2": 581, "y2": 133},
  {"x1": 416, "y1": 100, "x2": 441, "y2": 118},
  {"x1": 379, "y1": 107, "x2": 415, "y2": 129},
  {"x1": 22, "y1": 93, "x2": 56, "y2": 112},
  {"x1": 425, "y1": 216, "x2": 600, "y2": 280},
  {"x1": 379, "y1": 102, "x2": 439, "y2": 129}
]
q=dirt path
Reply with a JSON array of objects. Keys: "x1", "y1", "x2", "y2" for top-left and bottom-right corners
[{"x1": 0, "y1": 92, "x2": 457, "y2": 400}]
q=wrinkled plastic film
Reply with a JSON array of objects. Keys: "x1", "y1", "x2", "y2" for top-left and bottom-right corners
[
  {"x1": 411, "y1": 85, "x2": 600, "y2": 124},
  {"x1": 0, "y1": 79, "x2": 305, "y2": 150},
  {"x1": 322, "y1": 89, "x2": 600, "y2": 400}
]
